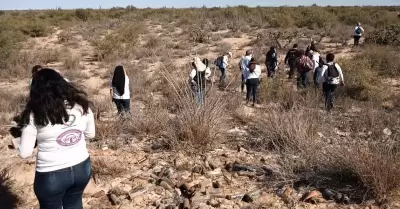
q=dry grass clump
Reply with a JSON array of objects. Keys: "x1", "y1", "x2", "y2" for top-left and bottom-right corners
[
  {"x1": 91, "y1": 158, "x2": 127, "y2": 181},
  {"x1": 0, "y1": 167, "x2": 22, "y2": 208}
]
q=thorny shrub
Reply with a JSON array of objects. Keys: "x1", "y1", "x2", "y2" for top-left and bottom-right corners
[{"x1": 0, "y1": 167, "x2": 22, "y2": 208}]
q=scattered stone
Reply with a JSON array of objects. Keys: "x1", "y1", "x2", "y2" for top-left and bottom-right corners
[
  {"x1": 212, "y1": 181, "x2": 221, "y2": 189},
  {"x1": 108, "y1": 193, "x2": 120, "y2": 205},
  {"x1": 383, "y1": 128, "x2": 392, "y2": 136},
  {"x1": 207, "y1": 198, "x2": 221, "y2": 207},
  {"x1": 91, "y1": 190, "x2": 106, "y2": 198},
  {"x1": 160, "y1": 181, "x2": 174, "y2": 192},
  {"x1": 242, "y1": 190, "x2": 262, "y2": 203}
]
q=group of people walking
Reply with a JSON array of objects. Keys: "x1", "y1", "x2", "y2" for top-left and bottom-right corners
[{"x1": 12, "y1": 22, "x2": 363, "y2": 209}]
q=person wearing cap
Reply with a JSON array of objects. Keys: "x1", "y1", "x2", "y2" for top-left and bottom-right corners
[
  {"x1": 244, "y1": 58, "x2": 262, "y2": 107},
  {"x1": 239, "y1": 50, "x2": 253, "y2": 92},
  {"x1": 265, "y1": 46, "x2": 278, "y2": 78},
  {"x1": 353, "y1": 22, "x2": 365, "y2": 47}
]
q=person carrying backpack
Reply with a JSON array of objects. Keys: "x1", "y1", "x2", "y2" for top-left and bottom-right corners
[
  {"x1": 239, "y1": 50, "x2": 253, "y2": 92},
  {"x1": 305, "y1": 40, "x2": 317, "y2": 58},
  {"x1": 265, "y1": 46, "x2": 278, "y2": 78},
  {"x1": 318, "y1": 53, "x2": 345, "y2": 113},
  {"x1": 190, "y1": 57, "x2": 211, "y2": 104},
  {"x1": 215, "y1": 52, "x2": 232, "y2": 86},
  {"x1": 284, "y1": 44, "x2": 299, "y2": 79},
  {"x1": 296, "y1": 49, "x2": 314, "y2": 89},
  {"x1": 353, "y1": 22, "x2": 365, "y2": 47},
  {"x1": 244, "y1": 58, "x2": 262, "y2": 107}
]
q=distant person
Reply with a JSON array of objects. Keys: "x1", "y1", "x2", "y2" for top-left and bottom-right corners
[
  {"x1": 296, "y1": 49, "x2": 314, "y2": 89},
  {"x1": 29, "y1": 65, "x2": 42, "y2": 88},
  {"x1": 18, "y1": 68, "x2": 95, "y2": 209},
  {"x1": 189, "y1": 57, "x2": 211, "y2": 104},
  {"x1": 244, "y1": 58, "x2": 262, "y2": 107},
  {"x1": 110, "y1": 65, "x2": 131, "y2": 116},
  {"x1": 239, "y1": 50, "x2": 253, "y2": 92},
  {"x1": 215, "y1": 52, "x2": 232, "y2": 86},
  {"x1": 353, "y1": 22, "x2": 364, "y2": 47},
  {"x1": 318, "y1": 53, "x2": 345, "y2": 113},
  {"x1": 265, "y1": 46, "x2": 278, "y2": 78},
  {"x1": 284, "y1": 44, "x2": 299, "y2": 79}
]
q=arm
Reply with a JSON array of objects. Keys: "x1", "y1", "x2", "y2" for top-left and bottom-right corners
[
  {"x1": 336, "y1": 64, "x2": 345, "y2": 85},
  {"x1": 205, "y1": 68, "x2": 211, "y2": 79},
  {"x1": 84, "y1": 108, "x2": 95, "y2": 139},
  {"x1": 318, "y1": 66, "x2": 327, "y2": 84},
  {"x1": 18, "y1": 121, "x2": 37, "y2": 159},
  {"x1": 189, "y1": 69, "x2": 196, "y2": 80}
]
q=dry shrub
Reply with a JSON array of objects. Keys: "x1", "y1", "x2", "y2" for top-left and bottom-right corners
[
  {"x1": 0, "y1": 167, "x2": 22, "y2": 208},
  {"x1": 57, "y1": 30, "x2": 72, "y2": 43},
  {"x1": 63, "y1": 53, "x2": 81, "y2": 70},
  {"x1": 144, "y1": 34, "x2": 161, "y2": 49},
  {"x1": 367, "y1": 24, "x2": 400, "y2": 46},
  {"x1": 158, "y1": 64, "x2": 228, "y2": 153},
  {"x1": 0, "y1": 90, "x2": 27, "y2": 124},
  {"x1": 91, "y1": 158, "x2": 126, "y2": 180}
]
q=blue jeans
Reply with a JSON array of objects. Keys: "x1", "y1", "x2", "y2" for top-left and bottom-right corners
[
  {"x1": 323, "y1": 83, "x2": 338, "y2": 112},
  {"x1": 314, "y1": 68, "x2": 322, "y2": 86},
  {"x1": 219, "y1": 67, "x2": 226, "y2": 83},
  {"x1": 34, "y1": 157, "x2": 91, "y2": 209},
  {"x1": 298, "y1": 71, "x2": 308, "y2": 89},
  {"x1": 113, "y1": 99, "x2": 130, "y2": 115}
]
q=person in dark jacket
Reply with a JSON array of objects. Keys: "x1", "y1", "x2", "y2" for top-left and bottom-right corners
[
  {"x1": 265, "y1": 46, "x2": 278, "y2": 78},
  {"x1": 284, "y1": 44, "x2": 299, "y2": 79}
]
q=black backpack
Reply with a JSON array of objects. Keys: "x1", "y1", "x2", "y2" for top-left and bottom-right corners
[
  {"x1": 326, "y1": 63, "x2": 339, "y2": 80},
  {"x1": 193, "y1": 70, "x2": 206, "y2": 89},
  {"x1": 214, "y1": 56, "x2": 223, "y2": 68}
]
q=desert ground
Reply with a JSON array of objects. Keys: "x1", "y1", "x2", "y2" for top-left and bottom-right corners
[{"x1": 0, "y1": 6, "x2": 400, "y2": 209}]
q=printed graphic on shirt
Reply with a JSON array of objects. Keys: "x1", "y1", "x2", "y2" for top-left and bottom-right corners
[{"x1": 56, "y1": 129, "x2": 82, "y2": 146}]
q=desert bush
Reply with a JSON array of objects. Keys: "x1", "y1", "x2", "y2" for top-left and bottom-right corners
[
  {"x1": 63, "y1": 53, "x2": 81, "y2": 70},
  {"x1": 91, "y1": 158, "x2": 127, "y2": 180},
  {"x1": 57, "y1": 30, "x2": 72, "y2": 43},
  {"x1": 92, "y1": 34, "x2": 121, "y2": 61},
  {"x1": 0, "y1": 167, "x2": 22, "y2": 208},
  {"x1": 366, "y1": 24, "x2": 400, "y2": 46},
  {"x1": 75, "y1": 9, "x2": 91, "y2": 21},
  {"x1": 20, "y1": 21, "x2": 50, "y2": 37},
  {"x1": 188, "y1": 27, "x2": 210, "y2": 44},
  {"x1": 144, "y1": 34, "x2": 162, "y2": 49}
]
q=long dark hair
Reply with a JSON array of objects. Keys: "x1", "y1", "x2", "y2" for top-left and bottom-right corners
[
  {"x1": 20, "y1": 68, "x2": 90, "y2": 127},
  {"x1": 112, "y1": 65, "x2": 125, "y2": 96}
]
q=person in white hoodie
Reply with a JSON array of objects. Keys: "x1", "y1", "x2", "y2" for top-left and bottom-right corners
[
  {"x1": 318, "y1": 53, "x2": 345, "y2": 113},
  {"x1": 189, "y1": 57, "x2": 211, "y2": 104},
  {"x1": 310, "y1": 49, "x2": 324, "y2": 87},
  {"x1": 239, "y1": 50, "x2": 253, "y2": 92},
  {"x1": 244, "y1": 58, "x2": 262, "y2": 107},
  {"x1": 18, "y1": 68, "x2": 95, "y2": 209}
]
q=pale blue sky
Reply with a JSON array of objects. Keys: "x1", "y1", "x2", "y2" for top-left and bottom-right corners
[{"x1": 0, "y1": 0, "x2": 399, "y2": 10}]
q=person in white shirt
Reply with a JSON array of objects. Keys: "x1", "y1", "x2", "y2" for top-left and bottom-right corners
[
  {"x1": 217, "y1": 52, "x2": 232, "y2": 86},
  {"x1": 354, "y1": 22, "x2": 365, "y2": 47},
  {"x1": 189, "y1": 57, "x2": 211, "y2": 104},
  {"x1": 310, "y1": 49, "x2": 323, "y2": 86},
  {"x1": 244, "y1": 58, "x2": 262, "y2": 107},
  {"x1": 18, "y1": 68, "x2": 95, "y2": 209},
  {"x1": 318, "y1": 53, "x2": 345, "y2": 113},
  {"x1": 239, "y1": 50, "x2": 253, "y2": 92},
  {"x1": 110, "y1": 65, "x2": 131, "y2": 116}
]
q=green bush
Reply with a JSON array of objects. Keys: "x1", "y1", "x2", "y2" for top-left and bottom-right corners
[
  {"x1": 75, "y1": 9, "x2": 91, "y2": 21},
  {"x1": 366, "y1": 24, "x2": 400, "y2": 46},
  {"x1": 20, "y1": 21, "x2": 49, "y2": 37}
]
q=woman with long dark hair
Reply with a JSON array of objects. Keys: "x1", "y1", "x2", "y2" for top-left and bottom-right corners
[
  {"x1": 18, "y1": 68, "x2": 95, "y2": 209},
  {"x1": 110, "y1": 65, "x2": 130, "y2": 115}
]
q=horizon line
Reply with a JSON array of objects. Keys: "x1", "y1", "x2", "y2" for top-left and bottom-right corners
[{"x1": 1, "y1": 4, "x2": 400, "y2": 11}]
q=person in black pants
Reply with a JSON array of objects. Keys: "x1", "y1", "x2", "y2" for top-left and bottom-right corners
[
  {"x1": 246, "y1": 59, "x2": 261, "y2": 107},
  {"x1": 319, "y1": 53, "x2": 345, "y2": 113}
]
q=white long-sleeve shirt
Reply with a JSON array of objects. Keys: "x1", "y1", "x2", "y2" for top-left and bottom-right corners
[
  {"x1": 110, "y1": 74, "x2": 130, "y2": 100},
  {"x1": 18, "y1": 104, "x2": 95, "y2": 172},
  {"x1": 222, "y1": 55, "x2": 229, "y2": 68},
  {"x1": 318, "y1": 62, "x2": 344, "y2": 85},
  {"x1": 312, "y1": 52, "x2": 321, "y2": 72},
  {"x1": 244, "y1": 65, "x2": 262, "y2": 80},
  {"x1": 189, "y1": 67, "x2": 211, "y2": 80}
]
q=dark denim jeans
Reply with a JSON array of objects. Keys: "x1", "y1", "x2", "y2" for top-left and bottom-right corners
[
  {"x1": 113, "y1": 99, "x2": 130, "y2": 115},
  {"x1": 323, "y1": 83, "x2": 338, "y2": 112},
  {"x1": 297, "y1": 71, "x2": 309, "y2": 89},
  {"x1": 246, "y1": 78, "x2": 259, "y2": 105},
  {"x1": 219, "y1": 67, "x2": 226, "y2": 84},
  {"x1": 34, "y1": 157, "x2": 91, "y2": 209}
]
